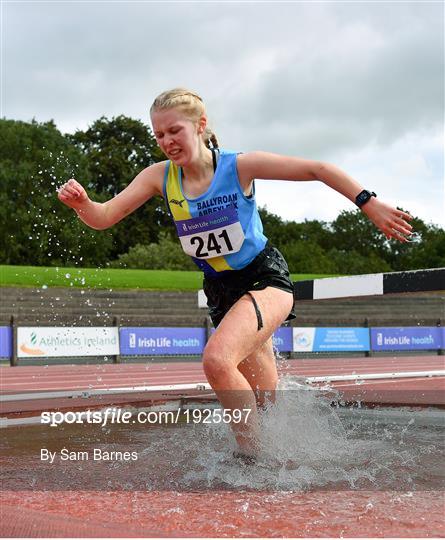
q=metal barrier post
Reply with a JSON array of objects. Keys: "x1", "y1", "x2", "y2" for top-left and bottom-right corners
[
  {"x1": 205, "y1": 316, "x2": 213, "y2": 346},
  {"x1": 113, "y1": 316, "x2": 121, "y2": 363},
  {"x1": 11, "y1": 315, "x2": 17, "y2": 367},
  {"x1": 438, "y1": 318, "x2": 443, "y2": 356},
  {"x1": 364, "y1": 317, "x2": 371, "y2": 357},
  {"x1": 283, "y1": 321, "x2": 292, "y2": 359}
]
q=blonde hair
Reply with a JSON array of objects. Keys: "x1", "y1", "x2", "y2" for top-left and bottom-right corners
[{"x1": 150, "y1": 88, "x2": 219, "y2": 149}]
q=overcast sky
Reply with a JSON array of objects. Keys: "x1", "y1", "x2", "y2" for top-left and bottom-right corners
[{"x1": 2, "y1": 0, "x2": 444, "y2": 227}]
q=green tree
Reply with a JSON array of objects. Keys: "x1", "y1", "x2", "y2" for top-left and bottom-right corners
[
  {"x1": 330, "y1": 209, "x2": 444, "y2": 272},
  {"x1": 110, "y1": 231, "x2": 196, "y2": 270},
  {"x1": 328, "y1": 248, "x2": 391, "y2": 274},
  {"x1": 330, "y1": 209, "x2": 390, "y2": 259},
  {"x1": 387, "y1": 220, "x2": 445, "y2": 271},
  {"x1": 69, "y1": 116, "x2": 173, "y2": 259},
  {"x1": 260, "y1": 208, "x2": 334, "y2": 251},
  {"x1": 280, "y1": 241, "x2": 337, "y2": 273},
  {"x1": 0, "y1": 118, "x2": 113, "y2": 266},
  {"x1": 2, "y1": 116, "x2": 442, "y2": 274},
  {"x1": 258, "y1": 207, "x2": 285, "y2": 247}
]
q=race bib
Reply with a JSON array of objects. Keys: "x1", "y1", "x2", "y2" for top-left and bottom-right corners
[{"x1": 175, "y1": 206, "x2": 245, "y2": 259}]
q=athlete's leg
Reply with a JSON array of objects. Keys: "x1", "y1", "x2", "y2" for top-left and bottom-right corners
[
  {"x1": 237, "y1": 338, "x2": 278, "y2": 409},
  {"x1": 202, "y1": 287, "x2": 293, "y2": 455}
]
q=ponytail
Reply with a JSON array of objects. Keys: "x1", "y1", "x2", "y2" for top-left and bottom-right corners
[{"x1": 204, "y1": 129, "x2": 219, "y2": 149}]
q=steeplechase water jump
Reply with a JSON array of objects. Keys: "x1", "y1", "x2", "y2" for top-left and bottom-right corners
[
  {"x1": 1, "y1": 88, "x2": 444, "y2": 538},
  {"x1": 56, "y1": 88, "x2": 415, "y2": 461}
]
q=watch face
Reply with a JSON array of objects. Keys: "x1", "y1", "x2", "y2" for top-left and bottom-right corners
[
  {"x1": 356, "y1": 190, "x2": 373, "y2": 206},
  {"x1": 358, "y1": 192, "x2": 369, "y2": 204}
]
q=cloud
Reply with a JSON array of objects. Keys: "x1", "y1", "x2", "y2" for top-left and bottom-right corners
[
  {"x1": 3, "y1": 1, "x2": 443, "y2": 226},
  {"x1": 255, "y1": 128, "x2": 444, "y2": 226}
]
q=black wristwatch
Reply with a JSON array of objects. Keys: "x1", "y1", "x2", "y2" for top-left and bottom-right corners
[{"x1": 355, "y1": 190, "x2": 377, "y2": 208}]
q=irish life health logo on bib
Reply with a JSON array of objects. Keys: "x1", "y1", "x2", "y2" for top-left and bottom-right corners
[{"x1": 175, "y1": 206, "x2": 245, "y2": 259}]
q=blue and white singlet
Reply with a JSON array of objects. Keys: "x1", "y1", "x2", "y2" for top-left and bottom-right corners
[{"x1": 163, "y1": 149, "x2": 267, "y2": 276}]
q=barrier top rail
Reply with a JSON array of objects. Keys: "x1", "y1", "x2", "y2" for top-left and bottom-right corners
[{"x1": 293, "y1": 268, "x2": 445, "y2": 301}]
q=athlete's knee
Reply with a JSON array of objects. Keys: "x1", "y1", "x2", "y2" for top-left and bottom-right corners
[{"x1": 202, "y1": 345, "x2": 232, "y2": 384}]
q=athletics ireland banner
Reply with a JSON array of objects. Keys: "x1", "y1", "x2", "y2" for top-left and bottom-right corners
[{"x1": 17, "y1": 327, "x2": 119, "y2": 358}]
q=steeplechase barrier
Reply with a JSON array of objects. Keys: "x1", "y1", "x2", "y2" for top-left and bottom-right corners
[{"x1": 0, "y1": 267, "x2": 443, "y2": 364}]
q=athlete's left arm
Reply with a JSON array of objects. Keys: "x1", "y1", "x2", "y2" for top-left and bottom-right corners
[{"x1": 236, "y1": 151, "x2": 413, "y2": 242}]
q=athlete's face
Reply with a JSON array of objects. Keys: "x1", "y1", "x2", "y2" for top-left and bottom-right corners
[{"x1": 151, "y1": 108, "x2": 205, "y2": 166}]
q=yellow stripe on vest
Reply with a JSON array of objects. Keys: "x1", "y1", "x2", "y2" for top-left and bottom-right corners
[{"x1": 166, "y1": 162, "x2": 232, "y2": 272}]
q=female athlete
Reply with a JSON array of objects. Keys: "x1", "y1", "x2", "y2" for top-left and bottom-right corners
[{"x1": 58, "y1": 88, "x2": 412, "y2": 461}]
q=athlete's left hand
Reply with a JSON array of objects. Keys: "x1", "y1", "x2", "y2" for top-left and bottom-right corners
[{"x1": 361, "y1": 198, "x2": 413, "y2": 242}]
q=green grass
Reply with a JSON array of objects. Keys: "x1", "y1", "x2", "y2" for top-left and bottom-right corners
[{"x1": 0, "y1": 265, "x2": 336, "y2": 291}]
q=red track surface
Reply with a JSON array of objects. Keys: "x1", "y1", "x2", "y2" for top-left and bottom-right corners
[
  {"x1": 2, "y1": 490, "x2": 444, "y2": 538},
  {"x1": 1, "y1": 356, "x2": 444, "y2": 538},
  {"x1": 1, "y1": 356, "x2": 444, "y2": 415}
]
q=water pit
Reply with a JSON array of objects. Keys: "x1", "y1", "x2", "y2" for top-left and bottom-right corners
[{"x1": 1, "y1": 377, "x2": 444, "y2": 537}]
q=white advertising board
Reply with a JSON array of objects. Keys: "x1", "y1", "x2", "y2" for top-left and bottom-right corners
[
  {"x1": 17, "y1": 327, "x2": 119, "y2": 358},
  {"x1": 197, "y1": 289, "x2": 208, "y2": 309},
  {"x1": 313, "y1": 273, "x2": 383, "y2": 299}
]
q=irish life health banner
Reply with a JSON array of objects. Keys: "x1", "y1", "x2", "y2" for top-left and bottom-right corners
[
  {"x1": 120, "y1": 327, "x2": 206, "y2": 355},
  {"x1": 371, "y1": 327, "x2": 443, "y2": 351},
  {"x1": 17, "y1": 327, "x2": 119, "y2": 358},
  {"x1": 272, "y1": 327, "x2": 293, "y2": 352}
]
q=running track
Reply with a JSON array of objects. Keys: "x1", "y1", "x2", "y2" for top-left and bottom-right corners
[{"x1": 1, "y1": 355, "x2": 444, "y2": 416}]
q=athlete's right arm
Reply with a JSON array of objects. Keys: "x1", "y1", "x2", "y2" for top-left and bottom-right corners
[{"x1": 57, "y1": 162, "x2": 166, "y2": 230}]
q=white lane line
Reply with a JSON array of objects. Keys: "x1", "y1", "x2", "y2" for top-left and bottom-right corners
[
  {"x1": 305, "y1": 370, "x2": 445, "y2": 383},
  {"x1": 0, "y1": 382, "x2": 212, "y2": 402}
]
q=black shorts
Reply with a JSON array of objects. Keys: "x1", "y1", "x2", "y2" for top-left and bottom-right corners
[{"x1": 203, "y1": 243, "x2": 296, "y2": 328}]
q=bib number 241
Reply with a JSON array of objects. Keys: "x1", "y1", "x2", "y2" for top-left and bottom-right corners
[
  {"x1": 191, "y1": 230, "x2": 233, "y2": 258},
  {"x1": 177, "y1": 207, "x2": 245, "y2": 259}
]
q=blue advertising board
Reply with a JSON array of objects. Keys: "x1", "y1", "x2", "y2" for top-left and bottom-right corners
[
  {"x1": 312, "y1": 327, "x2": 370, "y2": 352},
  {"x1": 272, "y1": 327, "x2": 293, "y2": 352},
  {"x1": 0, "y1": 326, "x2": 12, "y2": 358},
  {"x1": 293, "y1": 327, "x2": 370, "y2": 352},
  {"x1": 371, "y1": 327, "x2": 443, "y2": 351},
  {"x1": 120, "y1": 327, "x2": 206, "y2": 355}
]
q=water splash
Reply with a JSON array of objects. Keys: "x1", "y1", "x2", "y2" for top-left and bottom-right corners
[
  {"x1": 134, "y1": 377, "x2": 444, "y2": 492},
  {"x1": 2, "y1": 378, "x2": 443, "y2": 493}
]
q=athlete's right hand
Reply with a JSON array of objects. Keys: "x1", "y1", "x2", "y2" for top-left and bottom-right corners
[{"x1": 57, "y1": 179, "x2": 89, "y2": 209}]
